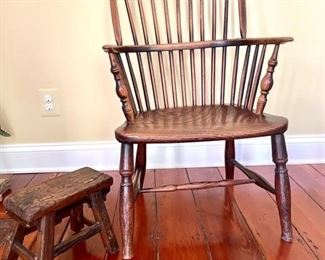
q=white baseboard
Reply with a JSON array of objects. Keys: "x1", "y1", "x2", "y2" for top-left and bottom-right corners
[{"x1": 0, "y1": 135, "x2": 324, "y2": 174}]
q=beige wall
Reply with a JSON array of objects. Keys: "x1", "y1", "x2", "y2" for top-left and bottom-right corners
[{"x1": 0, "y1": 0, "x2": 324, "y2": 145}]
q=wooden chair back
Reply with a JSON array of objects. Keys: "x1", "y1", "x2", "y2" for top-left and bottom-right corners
[{"x1": 106, "y1": 0, "x2": 292, "y2": 120}]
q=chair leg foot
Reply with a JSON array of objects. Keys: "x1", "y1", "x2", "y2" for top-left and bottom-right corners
[
  {"x1": 120, "y1": 143, "x2": 135, "y2": 259},
  {"x1": 271, "y1": 134, "x2": 293, "y2": 242}
]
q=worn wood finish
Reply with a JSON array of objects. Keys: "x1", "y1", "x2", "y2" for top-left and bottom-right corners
[
  {"x1": 2, "y1": 168, "x2": 118, "y2": 260},
  {"x1": 1, "y1": 166, "x2": 324, "y2": 259},
  {"x1": 249, "y1": 165, "x2": 325, "y2": 259},
  {"x1": 0, "y1": 179, "x2": 10, "y2": 202},
  {"x1": 133, "y1": 143, "x2": 146, "y2": 192},
  {"x1": 104, "y1": 37, "x2": 292, "y2": 54},
  {"x1": 187, "y1": 168, "x2": 265, "y2": 259},
  {"x1": 89, "y1": 191, "x2": 119, "y2": 254},
  {"x1": 36, "y1": 213, "x2": 55, "y2": 260},
  {"x1": 115, "y1": 106, "x2": 288, "y2": 143},
  {"x1": 119, "y1": 143, "x2": 134, "y2": 259},
  {"x1": 219, "y1": 167, "x2": 316, "y2": 260},
  {"x1": 106, "y1": 1, "x2": 294, "y2": 258},
  {"x1": 271, "y1": 134, "x2": 293, "y2": 242},
  {"x1": 231, "y1": 159, "x2": 276, "y2": 194},
  {"x1": 225, "y1": 140, "x2": 235, "y2": 179},
  {"x1": 139, "y1": 179, "x2": 254, "y2": 193},
  {"x1": 155, "y1": 168, "x2": 209, "y2": 259},
  {"x1": 4, "y1": 167, "x2": 113, "y2": 225},
  {"x1": 54, "y1": 223, "x2": 101, "y2": 256}
]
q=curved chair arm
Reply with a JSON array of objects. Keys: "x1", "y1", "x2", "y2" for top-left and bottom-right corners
[{"x1": 103, "y1": 37, "x2": 293, "y2": 54}]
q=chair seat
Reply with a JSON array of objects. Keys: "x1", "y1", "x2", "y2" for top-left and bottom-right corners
[
  {"x1": 115, "y1": 105, "x2": 288, "y2": 143},
  {"x1": 3, "y1": 167, "x2": 113, "y2": 225}
]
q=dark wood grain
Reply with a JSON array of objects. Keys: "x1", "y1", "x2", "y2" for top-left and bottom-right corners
[
  {"x1": 187, "y1": 168, "x2": 264, "y2": 259},
  {"x1": 2, "y1": 169, "x2": 118, "y2": 260},
  {"x1": 106, "y1": 2, "x2": 294, "y2": 258},
  {"x1": 155, "y1": 168, "x2": 209, "y2": 259},
  {"x1": 56, "y1": 171, "x2": 120, "y2": 260},
  {"x1": 219, "y1": 167, "x2": 317, "y2": 260},
  {"x1": 4, "y1": 168, "x2": 113, "y2": 224},
  {"x1": 287, "y1": 165, "x2": 325, "y2": 210},
  {"x1": 115, "y1": 106, "x2": 288, "y2": 143},
  {"x1": 1, "y1": 166, "x2": 324, "y2": 259},
  {"x1": 0, "y1": 179, "x2": 10, "y2": 202},
  {"x1": 103, "y1": 37, "x2": 293, "y2": 54},
  {"x1": 250, "y1": 166, "x2": 325, "y2": 259}
]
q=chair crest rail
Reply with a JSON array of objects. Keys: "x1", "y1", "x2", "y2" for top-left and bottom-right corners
[{"x1": 103, "y1": 37, "x2": 293, "y2": 53}]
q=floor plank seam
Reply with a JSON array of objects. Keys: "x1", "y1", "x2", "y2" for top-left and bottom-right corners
[
  {"x1": 153, "y1": 170, "x2": 159, "y2": 260},
  {"x1": 264, "y1": 185, "x2": 321, "y2": 260},
  {"x1": 309, "y1": 164, "x2": 325, "y2": 177},
  {"x1": 216, "y1": 167, "x2": 268, "y2": 260},
  {"x1": 289, "y1": 175, "x2": 324, "y2": 211},
  {"x1": 185, "y1": 169, "x2": 213, "y2": 260}
]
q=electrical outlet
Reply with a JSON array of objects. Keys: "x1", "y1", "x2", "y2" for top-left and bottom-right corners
[{"x1": 38, "y1": 88, "x2": 60, "y2": 117}]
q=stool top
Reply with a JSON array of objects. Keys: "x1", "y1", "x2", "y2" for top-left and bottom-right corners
[{"x1": 4, "y1": 167, "x2": 113, "y2": 225}]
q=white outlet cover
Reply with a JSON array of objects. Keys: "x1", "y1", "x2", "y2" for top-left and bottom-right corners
[{"x1": 38, "y1": 88, "x2": 60, "y2": 117}]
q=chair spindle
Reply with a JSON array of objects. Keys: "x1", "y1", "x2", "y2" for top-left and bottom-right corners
[
  {"x1": 151, "y1": 0, "x2": 169, "y2": 108},
  {"x1": 138, "y1": 0, "x2": 159, "y2": 109},
  {"x1": 176, "y1": 0, "x2": 187, "y2": 106},
  {"x1": 164, "y1": 0, "x2": 178, "y2": 107}
]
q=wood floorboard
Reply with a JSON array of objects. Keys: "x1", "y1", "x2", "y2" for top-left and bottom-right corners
[
  {"x1": 218, "y1": 167, "x2": 317, "y2": 260},
  {"x1": 0, "y1": 164, "x2": 323, "y2": 260},
  {"x1": 251, "y1": 166, "x2": 325, "y2": 259},
  {"x1": 311, "y1": 164, "x2": 325, "y2": 177},
  {"x1": 187, "y1": 167, "x2": 265, "y2": 259},
  {"x1": 288, "y1": 165, "x2": 325, "y2": 210},
  {"x1": 155, "y1": 168, "x2": 210, "y2": 259}
]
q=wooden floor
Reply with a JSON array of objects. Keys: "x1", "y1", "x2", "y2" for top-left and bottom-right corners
[{"x1": 0, "y1": 164, "x2": 324, "y2": 259}]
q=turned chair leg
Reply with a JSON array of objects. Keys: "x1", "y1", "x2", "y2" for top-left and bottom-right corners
[
  {"x1": 120, "y1": 143, "x2": 135, "y2": 259},
  {"x1": 271, "y1": 134, "x2": 293, "y2": 242},
  {"x1": 90, "y1": 191, "x2": 119, "y2": 254},
  {"x1": 136, "y1": 143, "x2": 147, "y2": 189},
  {"x1": 36, "y1": 213, "x2": 55, "y2": 260},
  {"x1": 225, "y1": 140, "x2": 235, "y2": 179}
]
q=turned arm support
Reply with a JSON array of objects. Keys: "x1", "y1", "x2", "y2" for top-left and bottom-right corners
[
  {"x1": 256, "y1": 44, "x2": 280, "y2": 115},
  {"x1": 108, "y1": 53, "x2": 136, "y2": 121}
]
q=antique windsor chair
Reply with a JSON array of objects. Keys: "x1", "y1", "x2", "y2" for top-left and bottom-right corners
[{"x1": 104, "y1": 0, "x2": 293, "y2": 258}]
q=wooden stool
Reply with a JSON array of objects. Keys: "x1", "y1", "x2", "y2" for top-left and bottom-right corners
[{"x1": 2, "y1": 167, "x2": 118, "y2": 260}]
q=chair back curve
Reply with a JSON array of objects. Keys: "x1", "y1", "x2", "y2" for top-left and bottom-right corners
[{"x1": 107, "y1": 0, "x2": 291, "y2": 120}]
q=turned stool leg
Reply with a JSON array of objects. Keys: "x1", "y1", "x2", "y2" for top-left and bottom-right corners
[
  {"x1": 36, "y1": 213, "x2": 55, "y2": 260},
  {"x1": 120, "y1": 143, "x2": 134, "y2": 259},
  {"x1": 271, "y1": 134, "x2": 293, "y2": 242},
  {"x1": 70, "y1": 204, "x2": 84, "y2": 232},
  {"x1": 89, "y1": 191, "x2": 119, "y2": 254}
]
